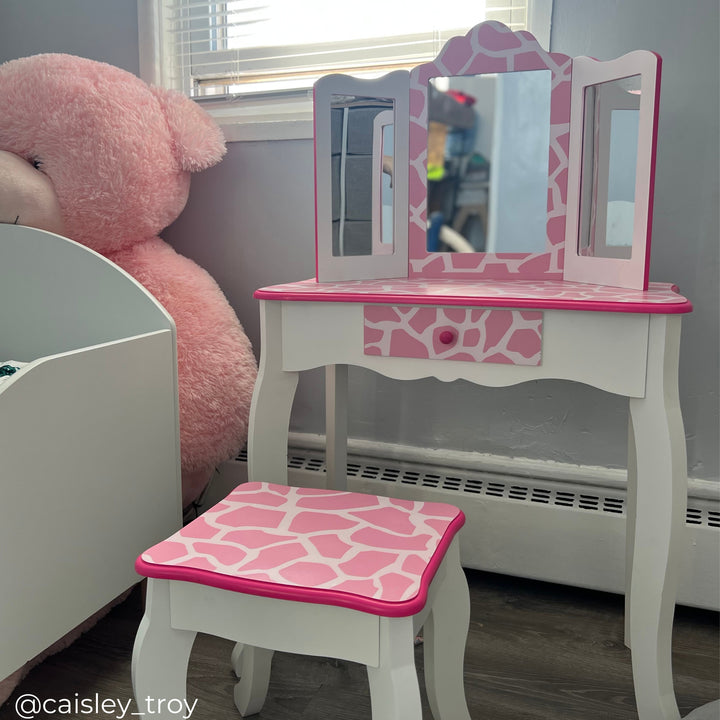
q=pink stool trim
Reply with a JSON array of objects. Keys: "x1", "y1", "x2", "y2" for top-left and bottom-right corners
[{"x1": 136, "y1": 482, "x2": 465, "y2": 617}]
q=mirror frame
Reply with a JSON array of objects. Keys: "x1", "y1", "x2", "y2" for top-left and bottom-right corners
[
  {"x1": 314, "y1": 71, "x2": 410, "y2": 282},
  {"x1": 563, "y1": 51, "x2": 661, "y2": 290},
  {"x1": 407, "y1": 21, "x2": 572, "y2": 280}
]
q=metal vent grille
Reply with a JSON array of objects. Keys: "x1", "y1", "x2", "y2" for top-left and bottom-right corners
[
  {"x1": 344, "y1": 459, "x2": 630, "y2": 515},
  {"x1": 235, "y1": 448, "x2": 719, "y2": 529}
]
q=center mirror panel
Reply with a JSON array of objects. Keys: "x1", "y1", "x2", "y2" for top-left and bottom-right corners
[
  {"x1": 426, "y1": 69, "x2": 551, "y2": 254},
  {"x1": 407, "y1": 22, "x2": 573, "y2": 280}
]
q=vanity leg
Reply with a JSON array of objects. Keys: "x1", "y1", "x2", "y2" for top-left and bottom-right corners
[
  {"x1": 247, "y1": 300, "x2": 299, "y2": 485},
  {"x1": 325, "y1": 364, "x2": 348, "y2": 490},
  {"x1": 627, "y1": 315, "x2": 685, "y2": 720},
  {"x1": 624, "y1": 411, "x2": 637, "y2": 649}
]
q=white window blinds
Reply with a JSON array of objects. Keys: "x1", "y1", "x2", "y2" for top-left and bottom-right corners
[{"x1": 151, "y1": 0, "x2": 534, "y2": 98}]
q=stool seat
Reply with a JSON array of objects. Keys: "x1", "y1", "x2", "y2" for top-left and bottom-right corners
[
  {"x1": 137, "y1": 481, "x2": 464, "y2": 617},
  {"x1": 132, "y1": 482, "x2": 471, "y2": 720}
]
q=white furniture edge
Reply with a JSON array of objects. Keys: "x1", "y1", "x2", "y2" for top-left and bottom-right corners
[
  {"x1": 564, "y1": 51, "x2": 661, "y2": 289},
  {"x1": 314, "y1": 71, "x2": 410, "y2": 282},
  {"x1": 0, "y1": 225, "x2": 182, "y2": 680}
]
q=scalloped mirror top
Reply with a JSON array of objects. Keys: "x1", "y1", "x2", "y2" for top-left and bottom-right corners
[{"x1": 408, "y1": 21, "x2": 572, "y2": 280}]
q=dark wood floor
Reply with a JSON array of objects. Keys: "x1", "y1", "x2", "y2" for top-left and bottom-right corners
[{"x1": 1, "y1": 570, "x2": 717, "y2": 720}]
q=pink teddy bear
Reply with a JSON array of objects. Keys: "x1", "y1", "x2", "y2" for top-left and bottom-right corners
[{"x1": 0, "y1": 54, "x2": 258, "y2": 508}]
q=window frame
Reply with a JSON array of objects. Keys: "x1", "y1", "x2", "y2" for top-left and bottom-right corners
[{"x1": 137, "y1": 0, "x2": 554, "y2": 142}]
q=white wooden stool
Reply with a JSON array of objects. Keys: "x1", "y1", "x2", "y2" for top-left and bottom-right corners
[{"x1": 132, "y1": 482, "x2": 471, "y2": 719}]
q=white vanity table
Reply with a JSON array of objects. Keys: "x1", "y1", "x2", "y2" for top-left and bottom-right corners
[{"x1": 246, "y1": 22, "x2": 694, "y2": 720}]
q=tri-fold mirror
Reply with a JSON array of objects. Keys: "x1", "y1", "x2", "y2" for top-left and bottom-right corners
[
  {"x1": 314, "y1": 71, "x2": 409, "y2": 281},
  {"x1": 314, "y1": 21, "x2": 661, "y2": 290},
  {"x1": 564, "y1": 51, "x2": 661, "y2": 289}
]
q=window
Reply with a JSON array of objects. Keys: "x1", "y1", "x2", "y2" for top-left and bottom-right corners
[{"x1": 138, "y1": 0, "x2": 552, "y2": 141}]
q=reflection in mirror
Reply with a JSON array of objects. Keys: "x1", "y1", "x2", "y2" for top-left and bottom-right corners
[
  {"x1": 372, "y1": 113, "x2": 394, "y2": 254},
  {"x1": 330, "y1": 94, "x2": 394, "y2": 257},
  {"x1": 578, "y1": 75, "x2": 641, "y2": 259},
  {"x1": 425, "y1": 69, "x2": 551, "y2": 254}
]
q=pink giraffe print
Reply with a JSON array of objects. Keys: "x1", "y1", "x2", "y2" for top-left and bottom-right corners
[
  {"x1": 407, "y1": 21, "x2": 573, "y2": 280},
  {"x1": 137, "y1": 482, "x2": 465, "y2": 617},
  {"x1": 364, "y1": 305, "x2": 543, "y2": 365}
]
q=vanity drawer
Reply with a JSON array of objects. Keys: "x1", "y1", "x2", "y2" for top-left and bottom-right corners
[{"x1": 363, "y1": 305, "x2": 543, "y2": 366}]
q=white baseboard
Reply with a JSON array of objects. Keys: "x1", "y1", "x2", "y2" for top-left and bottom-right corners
[{"x1": 211, "y1": 434, "x2": 719, "y2": 612}]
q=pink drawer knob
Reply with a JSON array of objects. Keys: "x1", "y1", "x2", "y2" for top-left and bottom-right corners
[{"x1": 438, "y1": 330, "x2": 456, "y2": 345}]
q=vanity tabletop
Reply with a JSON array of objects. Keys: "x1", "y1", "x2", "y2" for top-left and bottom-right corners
[{"x1": 254, "y1": 278, "x2": 692, "y2": 314}]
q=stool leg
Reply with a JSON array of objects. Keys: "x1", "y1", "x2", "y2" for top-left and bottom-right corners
[
  {"x1": 367, "y1": 616, "x2": 422, "y2": 720},
  {"x1": 423, "y1": 538, "x2": 471, "y2": 720},
  {"x1": 132, "y1": 579, "x2": 196, "y2": 719},
  {"x1": 231, "y1": 642, "x2": 274, "y2": 717},
  {"x1": 230, "y1": 641, "x2": 245, "y2": 675}
]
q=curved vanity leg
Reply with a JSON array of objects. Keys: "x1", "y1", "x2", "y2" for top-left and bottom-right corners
[
  {"x1": 625, "y1": 412, "x2": 638, "y2": 648},
  {"x1": 233, "y1": 645, "x2": 274, "y2": 716},
  {"x1": 423, "y1": 538, "x2": 471, "y2": 720},
  {"x1": 367, "y1": 616, "x2": 423, "y2": 720},
  {"x1": 627, "y1": 315, "x2": 685, "y2": 720},
  {"x1": 247, "y1": 300, "x2": 299, "y2": 485},
  {"x1": 132, "y1": 579, "x2": 196, "y2": 719},
  {"x1": 325, "y1": 363, "x2": 348, "y2": 490},
  {"x1": 243, "y1": 300, "x2": 297, "y2": 707}
]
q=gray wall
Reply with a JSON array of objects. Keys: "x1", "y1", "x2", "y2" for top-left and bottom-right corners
[
  {"x1": 1, "y1": 0, "x2": 717, "y2": 481},
  {"x1": 551, "y1": 1, "x2": 719, "y2": 482},
  {"x1": 0, "y1": 0, "x2": 140, "y2": 73}
]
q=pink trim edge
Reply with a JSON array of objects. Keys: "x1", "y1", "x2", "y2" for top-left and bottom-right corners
[
  {"x1": 254, "y1": 279, "x2": 692, "y2": 315},
  {"x1": 136, "y1": 510, "x2": 465, "y2": 618},
  {"x1": 643, "y1": 52, "x2": 663, "y2": 290}
]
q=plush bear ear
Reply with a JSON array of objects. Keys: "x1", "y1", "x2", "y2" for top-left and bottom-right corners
[{"x1": 151, "y1": 86, "x2": 227, "y2": 172}]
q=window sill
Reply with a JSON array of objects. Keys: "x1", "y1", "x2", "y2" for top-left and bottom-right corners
[
  {"x1": 199, "y1": 95, "x2": 314, "y2": 142},
  {"x1": 220, "y1": 117, "x2": 314, "y2": 142}
]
